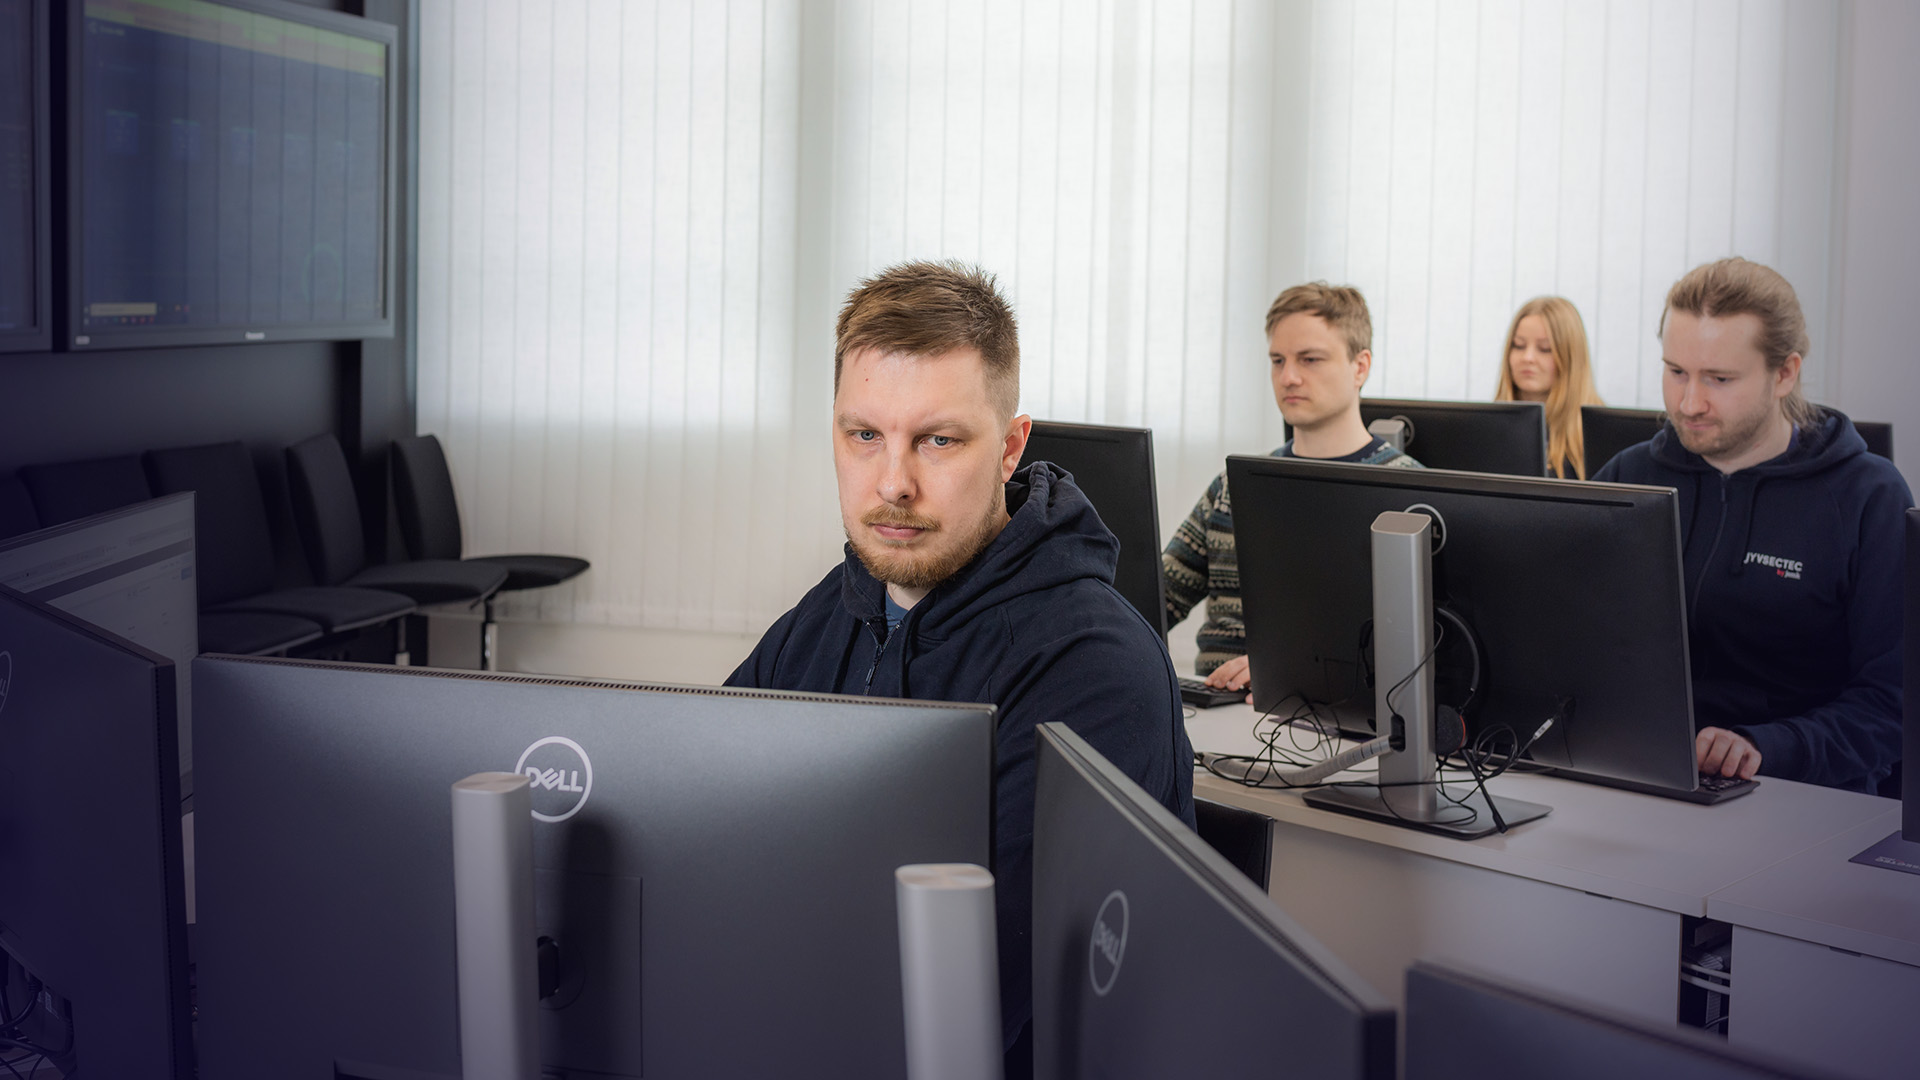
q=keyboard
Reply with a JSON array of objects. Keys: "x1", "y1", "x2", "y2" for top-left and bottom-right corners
[
  {"x1": 1178, "y1": 677, "x2": 1247, "y2": 709},
  {"x1": 1556, "y1": 768, "x2": 1760, "y2": 804}
]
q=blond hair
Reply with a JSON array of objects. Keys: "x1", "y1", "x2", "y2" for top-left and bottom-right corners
[
  {"x1": 1265, "y1": 282, "x2": 1372, "y2": 361},
  {"x1": 835, "y1": 261, "x2": 1020, "y2": 418},
  {"x1": 1660, "y1": 257, "x2": 1819, "y2": 428},
  {"x1": 1495, "y1": 296, "x2": 1605, "y2": 478}
]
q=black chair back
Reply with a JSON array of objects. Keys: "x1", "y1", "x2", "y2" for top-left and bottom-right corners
[
  {"x1": 144, "y1": 442, "x2": 282, "y2": 607},
  {"x1": 285, "y1": 434, "x2": 369, "y2": 587},
  {"x1": 391, "y1": 434, "x2": 465, "y2": 562},
  {"x1": 1193, "y1": 798, "x2": 1274, "y2": 890},
  {"x1": 1856, "y1": 420, "x2": 1894, "y2": 463},
  {"x1": 0, "y1": 473, "x2": 39, "y2": 540},
  {"x1": 18, "y1": 454, "x2": 153, "y2": 527}
]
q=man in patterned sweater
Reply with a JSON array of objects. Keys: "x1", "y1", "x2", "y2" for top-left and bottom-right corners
[{"x1": 1162, "y1": 282, "x2": 1423, "y2": 695}]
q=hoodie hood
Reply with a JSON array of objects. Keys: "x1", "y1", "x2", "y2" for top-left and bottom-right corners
[
  {"x1": 838, "y1": 461, "x2": 1121, "y2": 642},
  {"x1": 1648, "y1": 409, "x2": 1866, "y2": 479}
]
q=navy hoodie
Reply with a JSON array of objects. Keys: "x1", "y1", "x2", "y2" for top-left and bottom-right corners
[
  {"x1": 726, "y1": 462, "x2": 1196, "y2": 1050},
  {"x1": 1594, "y1": 411, "x2": 1911, "y2": 792}
]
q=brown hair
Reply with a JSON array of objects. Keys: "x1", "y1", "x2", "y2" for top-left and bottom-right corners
[
  {"x1": 1494, "y1": 296, "x2": 1606, "y2": 478},
  {"x1": 834, "y1": 260, "x2": 1020, "y2": 418},
  {"x1": 1660, "y1": 257, "x2": 1819, "y2": 428},
  {"x1": 1265, "y1": 282, "x2": 1372, "y2": 361}
]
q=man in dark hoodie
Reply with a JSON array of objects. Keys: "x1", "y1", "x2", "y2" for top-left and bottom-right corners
[
  {"x1": 1595, "y1": 257, "x2": 1910, "y2": 794},
  {"x1": 725, "y1": 260, "x2": 1195, "y2": 1072}
]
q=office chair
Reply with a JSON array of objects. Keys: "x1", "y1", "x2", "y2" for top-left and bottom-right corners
[
  {"x1": 1856, "y1": 421, "x2": 1894, "y2": 463},
  {"x1": 1193, "y1": 798, "x2": 1275, "y2": 890},
  {"x1": 285, "y1": 434, "x2": 508, "y2": 659},
  {"x1": 18, "y1": 453, "x2": 154, "y2": 526},
  {"x1": 390, "y1": 433, "x2": 591, "y2": 670},
  {"x1": 0, "y1": 474, "x2": 38, "y2": 540},
  {"x1": 144, "y1": 441, "x2": 413, "y2": 651}
]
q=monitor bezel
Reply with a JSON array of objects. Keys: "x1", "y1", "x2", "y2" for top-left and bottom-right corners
[
  {"x1": 62, "y1": 0, "x2": 399, "y2": 351},
  {"x1": 0, "y1": 0, "x2": 53, "y2": 353},
  {"x1": 1019, "y1": 419, "x2": 1167, "y2": 637}
]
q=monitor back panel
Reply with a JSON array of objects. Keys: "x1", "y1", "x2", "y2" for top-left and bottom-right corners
[
  {"x1": 1582, "y1": 406, "x2": 1666, "y2": 475},
  {"x1": 0, "y1": 587, "x2": 191, "y2": 1080},
  {"x1": 1227, "y1": 457, "x2": 1698, "y2": 792},
  {"x1": 1358, "y1": 398, "x2": 1548, "y2": 476},
  {"x1": 1020, "y1": 421, "x2": 1167, "y2": 635},
  {"x1": 1405, "y1": 961, "x2": 1837, "y2": 1080},
  {"x1": 1032, "y1": 723, "x2": 1393, "y2": 1080},
  {"x1": 193, "y1": 657, "x2": 993, "y2": 1080}
]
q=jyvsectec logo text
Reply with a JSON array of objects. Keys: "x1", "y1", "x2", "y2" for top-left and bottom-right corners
[
  {"x1": 1089, "y1": 890, "x2": 1129, "y2": 997},
  {"x1": 515, "y1": 736, "x2": 593, "y2": 822}
]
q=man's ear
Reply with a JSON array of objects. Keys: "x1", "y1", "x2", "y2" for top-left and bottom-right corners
[
  {"x1": 1002, "y1": 415, "x2": 1033, "y2": 482},
  {"x1": 1774, "y1": 352, "x2": 1803, "y2": 400},
  {"x1": 1352, "y1": 348, "x2": 1373, "y2": 388}
]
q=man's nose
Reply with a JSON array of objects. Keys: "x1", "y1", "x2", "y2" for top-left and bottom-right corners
[{"x1": 878, "y1": 449, "x2": 917, "y2": 503}]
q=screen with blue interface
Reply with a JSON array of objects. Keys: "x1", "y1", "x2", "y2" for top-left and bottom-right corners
[{"x1": 77, "y1": 0, "x2": 388, "y2": 342}]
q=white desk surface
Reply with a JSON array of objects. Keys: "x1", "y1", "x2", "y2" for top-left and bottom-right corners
[
  {"x1": 1706, "y1": 811, "x2": 1920, "y2": 968},
  {"x1": 1185, "y1": 702, "x2": 1899, "y2": 919}
]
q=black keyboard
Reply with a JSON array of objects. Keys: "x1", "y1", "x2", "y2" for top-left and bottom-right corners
[
  {"x1": 1178, "y1": 677, "x2": 1246, "y2": 709},
  {"x1": 1556, "y1": 768, "x2": 1760, "y2": 804}
]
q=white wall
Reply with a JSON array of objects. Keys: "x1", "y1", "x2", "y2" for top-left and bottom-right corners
[{"x1": 1830, "y1": 0, "x2": 1920, "y2": 495}]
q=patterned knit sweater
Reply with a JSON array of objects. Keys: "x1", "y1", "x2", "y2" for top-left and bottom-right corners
[{"x1": 1162, "y1": 436, "x2": 1423, "y2": 674}]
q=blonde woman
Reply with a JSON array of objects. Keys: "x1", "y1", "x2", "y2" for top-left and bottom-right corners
[{"x1": 1495, "y1": 296, "x2": 1605, "y2": 478}]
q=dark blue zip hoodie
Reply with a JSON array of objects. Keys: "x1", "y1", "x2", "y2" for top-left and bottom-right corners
[
  {"x1": 726, "y1": 461, "x2": 1196, "y2": 1051},
  {"x1": 1594, "y1": 410, "x2": 1911, "y2": 793}
]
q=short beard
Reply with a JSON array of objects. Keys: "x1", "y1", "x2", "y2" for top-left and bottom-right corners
[
  {"x1": 847, "y1": 497, "x2": 1007, "y2": 591},
  {"x1": 1671, "y1": 403, "x2": 1774, "y2": 460}
]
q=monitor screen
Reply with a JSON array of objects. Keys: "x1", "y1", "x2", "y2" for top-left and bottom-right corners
[
  {"x1": 0, "y1": 492, "x2": 198, "y2": 774},
  {"x1": 1019, "y1": 421, "x2": 1166, "y2": 636},
  {"x1": 69, "y1": 0, "x2": 393, "y2": 349},
  {"x1": 1226, "y1": 456, "x2": 1699, "y2": 793},
  {"x1": 1032, "y1": 722, "x2": 1394, "y2": 1079},
  {"x1": 0, "y1": 0, "x2": 49, "y2": 351},
  {"x1": 1405, "y1": 960, "x2": 1835, "y2": 1080},
  {"x1": 191, "y1": 656, "x2": 993, "y2": 1079},
  {"x1": 0, "y1": 585, "x2": 193, "y2": 1079}
]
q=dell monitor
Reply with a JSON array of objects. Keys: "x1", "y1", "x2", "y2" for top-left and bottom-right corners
[
  {"x1": 1343, "y1": 398, "x2": 1548, "y2": 476},
  {"x1": 0, "y1": 585, "x2": 194, "y2": 1079},
  {"x1": 0, "y1": 492, "x2": 198, "y2": 775},
  {"x1": 1226, "y1": 455, "x2": 1700, "y2": 795},
  {"x1": 1582, "y1": 405, "x2": 1667, "y2": 475},
  {"x1": 192, "y1": 656, "x2": 993, "y2": 1079},
  {"x1": 67, "y1": 0, "x2": 396, "y2": 349},
  {"x1": 1019, "y1": 420, "x2": 1166, "y2": 634},
  {"x1": 1405, "y1": 960, "x2": 1839, "y2": 1080},
  {"x1": 1032, "y1": 721, "x2": 1394, "y2": 1079}
]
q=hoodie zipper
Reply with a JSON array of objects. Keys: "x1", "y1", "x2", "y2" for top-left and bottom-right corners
[{"x1": 1689, "y1": 473, "x2": 1731, "y2": 623}]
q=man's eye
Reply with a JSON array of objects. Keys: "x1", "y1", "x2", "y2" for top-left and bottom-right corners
[
  {"x1": 855, "y1": 431, "x2": 878, "y2": 442},
  {"x1": 927, "y1": 435, "x2": 955, "y2": 448}
]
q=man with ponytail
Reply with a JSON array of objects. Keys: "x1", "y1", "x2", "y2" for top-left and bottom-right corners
[{"x1": 1595, "y1": 257, "x2": 1911, "y2": 793}]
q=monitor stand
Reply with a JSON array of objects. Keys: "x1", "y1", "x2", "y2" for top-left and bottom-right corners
[
  {"x1": 1303, "y1": 511, "x2": 1551, "y2": 841},
  {"x1": 1849, "y1": 832, "x2": 1920, "y2": 877}
]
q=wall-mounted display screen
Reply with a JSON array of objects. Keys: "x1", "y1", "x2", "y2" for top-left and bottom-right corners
[
  {"x1": 70, "y1": 0, "x2": 394, "y2": 349},
  {"x1": 0, "y1": 0, "x2": 49, "y2": 352}
]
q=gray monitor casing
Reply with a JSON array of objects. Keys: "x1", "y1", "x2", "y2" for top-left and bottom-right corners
[
  {"x1": 1032, "y1": 722, "x2": 1394, "y2": 1079},
  {"x1": 192, "y1": 656, "x2": 993, "y2": 1079},
  {"x1": 1226, "y1": 456, "x2": 1698, "y2": 793},
  {"x1": 0, "y1": 585, "x2": 193, "y2": 1079}
]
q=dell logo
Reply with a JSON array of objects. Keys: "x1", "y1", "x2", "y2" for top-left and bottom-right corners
[
  {"x1": 0, "y1": 651, "x2": 11, "y2": 718},
  {"x1": 1088, "y1": 889, "x2": 1129, "y2": 997},
  {"x1": 514, "y1": 736, "x2": 594, "y2": 823}
]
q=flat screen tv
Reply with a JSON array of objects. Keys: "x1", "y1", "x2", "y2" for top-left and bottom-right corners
[
  {"x1": 67, "y1": 0, "x2": 395, "y2": 349},
  {"x1": 0, "y1": 0, "x2": 51, "y2": 353}
]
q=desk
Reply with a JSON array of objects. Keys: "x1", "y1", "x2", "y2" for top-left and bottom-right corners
[{"x1": 1185, "y1": 703, "x2": 1916, "y2": 1078}]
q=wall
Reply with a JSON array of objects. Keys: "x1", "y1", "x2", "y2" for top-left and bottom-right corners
[{"x1": 1831, "y1": 0, "x2": 1920, "y2": 495}]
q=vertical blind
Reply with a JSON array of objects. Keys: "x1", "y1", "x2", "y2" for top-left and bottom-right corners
[{"x1": 418, "y1": 0, "x2": 1843, "y2": 635}]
